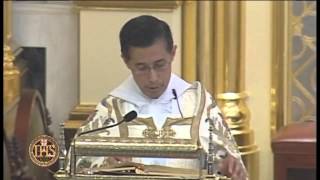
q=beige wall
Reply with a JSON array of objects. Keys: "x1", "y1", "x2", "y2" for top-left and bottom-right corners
[
  {"x1": 12, "y1": 1, "x2": 79, "y2": 139},
  {"x1": 80, "y1": 7, "x2": 182, "y2": 104},
  {"x1": 244, "y1": 2, "x2": 273, "y2": 180}
]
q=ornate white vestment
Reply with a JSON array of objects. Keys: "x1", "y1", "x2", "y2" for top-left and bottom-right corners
[{"x1": 65, "y1": 73, "x2": 246, "y2": 174}]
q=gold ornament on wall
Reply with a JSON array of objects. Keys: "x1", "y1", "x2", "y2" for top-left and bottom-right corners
[{"x1": 4, "y1": 1, "x2": 20, "y2": 108}]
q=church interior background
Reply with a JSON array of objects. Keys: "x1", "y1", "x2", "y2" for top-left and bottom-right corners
[{"x1": 4, "y1": 1, "x2": 316, "y2": 180}]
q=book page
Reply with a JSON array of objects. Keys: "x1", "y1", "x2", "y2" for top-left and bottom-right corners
[{"x1": 81, "y1": 161, "x2": 200, "y2": 177}]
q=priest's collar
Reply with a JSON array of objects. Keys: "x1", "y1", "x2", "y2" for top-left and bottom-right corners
[{"x1": 109, "y1": 73, "x2": 191, "y2": 108}]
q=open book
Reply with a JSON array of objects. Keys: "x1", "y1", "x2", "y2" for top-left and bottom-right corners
[{"x1": 79, "y1": 161, "x2": 200, "y2": 178}]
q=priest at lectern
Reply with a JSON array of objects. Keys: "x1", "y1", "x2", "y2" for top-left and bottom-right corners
[{"x1": 58, "y1": 15, "x2": 248, "y2": 180}]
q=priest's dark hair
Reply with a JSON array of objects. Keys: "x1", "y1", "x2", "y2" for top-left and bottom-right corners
[{"x1": 119, "y1": 15, "x2": 174, "y2": 59}]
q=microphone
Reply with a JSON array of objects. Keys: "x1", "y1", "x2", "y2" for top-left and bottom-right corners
[
  {"x1": 172, "y1": 89, "x2": 184, "y2": 119},
  {"x1": 78, "y1": 110, "x2": 137, "y2": 136}
]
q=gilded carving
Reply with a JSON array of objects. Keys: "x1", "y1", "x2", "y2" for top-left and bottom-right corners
[
  {"x1": 271, "y1": 1, "x2": 316, "y2": 133},
  {"x1": 74, "y1": 1, "x2": 182, "y2": 10},
  {"x1": 4, "y1": 42, "x2": 20, "y2": 108},
  {"x1": 291, "y1": 1, "x2": 316, "y2": 122}
]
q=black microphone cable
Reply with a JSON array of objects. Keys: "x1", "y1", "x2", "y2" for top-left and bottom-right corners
[{"x1": 172, "y1": 89, "x2": 184, "y2": 119}]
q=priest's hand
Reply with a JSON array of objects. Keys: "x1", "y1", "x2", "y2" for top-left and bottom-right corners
[
  {"x1": 100, "y1": 156, "x2": 132, "y2": 168},
  {"x1": 108, "y1": 156, "x2": 132, "y2": 164},
  {"x1": 218, "y1": 153, "x2": 248, "y2": 180}
]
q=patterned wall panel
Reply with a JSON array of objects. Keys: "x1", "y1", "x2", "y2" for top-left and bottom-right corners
[{"x1": 290, "y1": 1, "x2": 316, "y2": 122}]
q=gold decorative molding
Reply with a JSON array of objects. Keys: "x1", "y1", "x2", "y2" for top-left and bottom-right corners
[
  {"x1": 68, "y1": 104, "x2": 96, "y2": 120},
  {"x1": 212, "y1": 1, "x2": 225, "y2": 94},
  {"x1": 224, "y1": 2, "x2": 244, "y2": 92},
  {"x1": 197, "y1": 1, "x2": 214, "y2": 94},
  {"x1": 212, "y1": 1, "x2": 246, "y2": 93},
  {"x1": 181, "y1": 1, "x2": 220, "y2": 93},
  {"x1": 271, "y1": 1, "x2": 288, "y2": 138},
  {"x1": 181, "y1": 1, "x2": 259, "y2": 179},
  {"x1": 4, "y1": 1, "x2": 20, "y2": 108},
  {"x1": 74, "y1": 1, "x2": 182, "y2": 10},
  {"x1": 217, "y1": 91, "x2": 259, "y2": 180},
  {"x1": 290, "y1": 2, "x2": 316, "y2": 123},
  {"x1": 4, "y1": 0, "x2": 21, "y2": 142},
  {"x1": 217, "y1": 92, "x2": 250, "y2": 130},
  {"x1": 271, "y1": 1, "x2": 303, "y2": 137},
  {"x1": 181, "y1": 1, "x2": 197, "y2": 82},
  {"x1": 211, "y1": 1, "x2": 246, "y2": 94},
  {"x1": 213, "y1": 2, "x2": 259, "y2": 180},
  {"x1": 4, "y1": 1, "x2": 12, "y2": 45}
]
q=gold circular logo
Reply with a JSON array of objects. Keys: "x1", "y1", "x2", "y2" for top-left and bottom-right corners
[{"x1": 29, "y1": 135, "x2": 59, "y2": 167}]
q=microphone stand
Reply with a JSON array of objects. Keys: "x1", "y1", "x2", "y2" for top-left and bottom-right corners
[
  {"x1": 78, "y1": 120, "x2": 124, "y2": 137},
  {"x1": 172, "y1": 89, "x2": 184, "y2": 119},
  {"x1": 77, "y1": 110, "x2": 137, "y2": 137}
]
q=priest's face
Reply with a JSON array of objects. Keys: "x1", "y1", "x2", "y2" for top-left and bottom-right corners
[{"x1": 123, "y1": 38, "x2": 176, "y2": 99}]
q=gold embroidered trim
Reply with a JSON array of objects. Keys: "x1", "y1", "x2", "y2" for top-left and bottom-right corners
[
  {"x1": 208, "y1": 118, "x2": 238, "y2": 155},
  {"x1": 109, "y1": 82, "x2": 205, "y2": 141},
  {"x1": 161, "y1": 117, "x2": 193, "y2": 138},
  {"x1": 205, "y1": 98, "x2": 239, "y2": 156},
  {"x1": 127, "y1": 117, "x2": 194, "y2": 139},
  {"x1": 191, "y1": 82, "x2": 206, "y2": 144},
  {"x1": 142, "y1": 128, "x2": 159, "y2": 138},
  {"x1": 112, "y1": 98, "x2": 129, "y2": 137},
  {"x1": 102, "y1": 95, "x2": 113, "y2": 119},
  {"x1": 77, "y1": 110, "x2": 97, "y2": 134},
  {"x1": 162, "y1": 117, "x2": 193, "y2": 127},
  {"x1": 127, "y1": 117, "x2": 159, "y2": 138},
  {"x1": 206, "y1": 96, "x2": 217, "y2": 118},
  {"x1": 128, "y1": 117, "x2": 157, "y2": 129}
]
